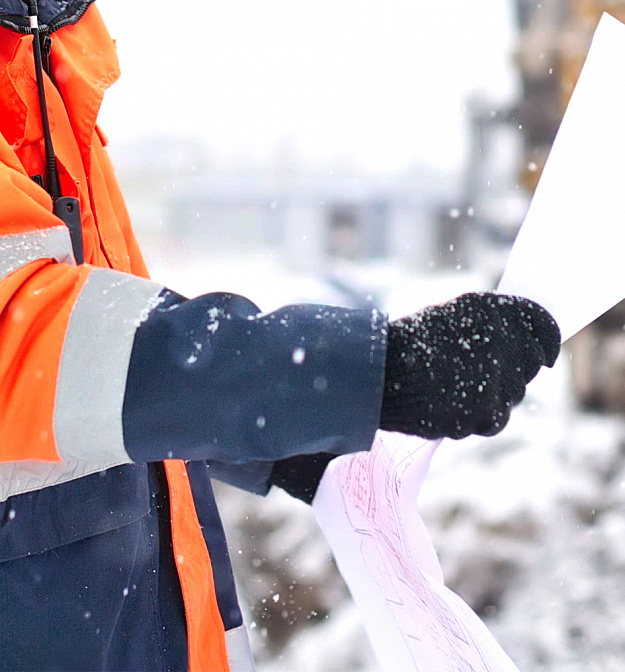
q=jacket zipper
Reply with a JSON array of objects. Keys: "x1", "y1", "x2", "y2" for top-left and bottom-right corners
[{"x1": 41, "y1": 34, "x2": 52, "y2": 75}]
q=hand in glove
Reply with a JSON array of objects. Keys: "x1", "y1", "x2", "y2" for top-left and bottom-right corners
[{"x1": 379, "y1": 292, "x2": 561, "y2": 440}]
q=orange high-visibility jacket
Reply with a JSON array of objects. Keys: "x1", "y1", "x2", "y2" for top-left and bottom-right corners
[
  {"x1": 0, "y1": 5, "x2": 234, "y2": 670},
  {"x1": 0, "y1": 2, "x2": 386, "y2": 671}
]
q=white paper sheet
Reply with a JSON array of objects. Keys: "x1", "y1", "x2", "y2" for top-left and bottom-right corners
[
  {"x1": 314, "y1": 433, "x2": 520, "y2": 672},
  {"x1": 314, "y1": 13, "x2": 625, "y2": 671},
  {"x1": 498, "y1": 13, "x2": 625, "y2": 342}
]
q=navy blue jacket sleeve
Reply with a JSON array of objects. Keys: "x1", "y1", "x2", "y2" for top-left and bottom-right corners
[
  {"x1": 205, "y1": 459, "x2": 274, "y2": 496},
  {"x1": 122, "y1": 290, "x2": 387, "y2": 491}
]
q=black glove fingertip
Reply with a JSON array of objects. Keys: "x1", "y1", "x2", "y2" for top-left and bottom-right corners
[
  {"x1": 475, "y1": 404, "x2": 512, "y2": 437},
  {"x1": 544, "y1": 330, "x2": 561, "y2": 368},
  {"x1": 528, "y1": 302, "x2": 561, "y2": 367}
]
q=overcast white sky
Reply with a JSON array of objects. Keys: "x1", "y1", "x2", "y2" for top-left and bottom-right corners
[{"x1": 97, "y1": 0, "x2": 517, "y2": 174}]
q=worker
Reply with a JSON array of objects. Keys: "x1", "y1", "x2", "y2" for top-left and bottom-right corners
[{"x1": 0, "y1": 1, "x2": 561, "y2": 670}]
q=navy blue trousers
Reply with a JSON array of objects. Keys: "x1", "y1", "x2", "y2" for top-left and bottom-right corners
[{"x1": 0, "y1": 465, "x2": 188, "y2": 671}]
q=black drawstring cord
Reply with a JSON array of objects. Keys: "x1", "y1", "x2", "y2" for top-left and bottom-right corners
[
  {"x1": 23, "y1": 0, "x2": 85, "y2": 264},
  {"x1": 25, "y1": 0, "x2": 60, "y2": 200}
]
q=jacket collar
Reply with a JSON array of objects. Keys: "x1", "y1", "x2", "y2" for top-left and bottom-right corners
[
  {"x1": 0, "y1": 3, "x2": 118, "y2": 162},
  {"x1": 0, "y1": 0, "x2": 95, "y2": 34}
]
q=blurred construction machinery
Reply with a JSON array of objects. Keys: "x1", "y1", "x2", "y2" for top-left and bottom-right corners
[{"x1": 512, "y1": 0, "x2": 625, "y2": 412}]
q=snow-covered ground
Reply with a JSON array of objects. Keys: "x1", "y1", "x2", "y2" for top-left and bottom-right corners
[{"x1": 147, "y1": 245, "x2": 625, "y2": 671}]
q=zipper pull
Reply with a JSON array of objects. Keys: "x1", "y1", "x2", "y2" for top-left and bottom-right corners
[{"x1": 40, "y1": 34, "x2": 52, "y2": 76}]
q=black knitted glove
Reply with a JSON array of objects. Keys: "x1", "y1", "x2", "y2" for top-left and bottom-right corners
[
  {"x1": 380, "y1": 292, "x2": 561, "y2": 440},
  {"x1": 268, "y1": 453, "x2": 336, "y2": 504}
]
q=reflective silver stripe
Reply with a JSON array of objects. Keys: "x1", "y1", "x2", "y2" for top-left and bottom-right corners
[
  {"x1": 54, "y1": 268, "x2": 165, "y2": 463},
  {"x1": 0, "y1": 460, "x2": 123, "y2": 503},
  {"x1": 0, "y1": 226, "x2": 75, "y2": 280},
  {"x1": 226, "y1": 625, "x2": 256, "y2": 672}
]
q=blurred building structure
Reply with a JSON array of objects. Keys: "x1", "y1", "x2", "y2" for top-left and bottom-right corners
[
  {"x1": 462, "y1": 95, "x2": 528, "y2": 281},
  {"x1": 511, "y1": 0, "x2": 625, "y2": 412},
  {"x1": 111, "y1": 136, "x2": 466, "y2": 311},
  {"x1": 163, "y1": 172, "x2": 457, "y2": 275}
]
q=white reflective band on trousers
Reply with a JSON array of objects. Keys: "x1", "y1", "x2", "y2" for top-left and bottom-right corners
[
  {"x1": 0, "y1": 459, "x2": 126, "y2": 503},
  {"x1": 226, "y1": 625, "x2": 256, "y2": 672},
  {"x1": 0, "y1": 226, "x2": 75, "y2": 280}
]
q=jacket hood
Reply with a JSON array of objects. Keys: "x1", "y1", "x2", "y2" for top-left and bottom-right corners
[{"x1": 0, "y1": 0, "x2": 95, "y2": 34}]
